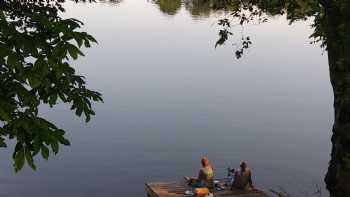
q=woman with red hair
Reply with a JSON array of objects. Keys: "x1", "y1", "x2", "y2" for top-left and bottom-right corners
[{"x1": 186, "y1": 157, "x2": 214, "y2": 188}]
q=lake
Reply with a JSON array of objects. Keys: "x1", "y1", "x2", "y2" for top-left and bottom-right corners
[{"x1": 0, "y1": 0, "x2": 333, "y2": 196}]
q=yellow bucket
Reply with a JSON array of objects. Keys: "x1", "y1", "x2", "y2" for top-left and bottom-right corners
[{"x1": 194, "y1": 188, "x2": 209, "y2": 197}]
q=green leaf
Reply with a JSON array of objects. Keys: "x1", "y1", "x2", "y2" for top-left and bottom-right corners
[
  {"x1": 41, "y1": 145, "x2": 49, "y2": 160},
  {"x1": 29, "y1": 76, "x2": 41, "y2": 88},
  {"x1": 14, "y1": 149, "x2": 25, "y2": 172},
  {"x1": 0, "y1": 107, "x2": 10, "y2": 121},
  {"x1": 0, "y1": 43, "x2": 11, "y2": 57},
  {"x1": 7, "y1": 53, "x2": 19, "y2": 69},
  {"x1": 52, "y1": 43, "x2": 67, "y2": 58},
  {"x1": 51, "y1": 141, "x2": 59, "y2": 154},
  {"x1": 49, "y1": 94, "x2": 58, "y2": 106},
  {"x1": 67, "y1": 44, "x2": 84, "y2": 60},
  {"x1": 86, "y1": 34, "x2": 97, "y2": 43},
  {"x1": 73, "y1": 33, "x2": 83, "y2": 47},
  {"x1": 85, "y1": 114, "x2": 91, "y2": 122},
  {"x1": 58, "y1": 137, "x2": 70, "y2": 146},
  {"x1": 25, "y1": 148, "x2": 36, "y2": 170},
  {"x1": 0, "y1": 138, "x2": 6, "y2": 148},
  {"x1": 76, "y1": 106, "x2": 83, "y2": 117},
  {"x1": 84, "y1": 40, "x2": 91, "y2": 48}
]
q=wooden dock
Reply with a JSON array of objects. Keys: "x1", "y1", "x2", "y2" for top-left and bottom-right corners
[{"x1": 145, "y1": 181, "x2": 269, "y2": 197}]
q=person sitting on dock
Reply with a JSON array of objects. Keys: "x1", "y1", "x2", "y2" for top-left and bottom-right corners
[
  {"x1": 185, "y1": 157, "x2": 214, "y2": 188},
  {"x1": 232, "y1": 161, "x2": 254, "y2": 191}
]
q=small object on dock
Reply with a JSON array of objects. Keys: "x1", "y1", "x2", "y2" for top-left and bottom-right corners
[
  {"x1": 145, "y1": 181, "x2": 269, "y2": 197},
  {"x1": 184, "y1": 190, "x2": 194, "y2": 196}
]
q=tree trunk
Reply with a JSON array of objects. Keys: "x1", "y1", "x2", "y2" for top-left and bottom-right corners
[{"x1": 324, "y1": 1, "x2": 350, "y2": 196}]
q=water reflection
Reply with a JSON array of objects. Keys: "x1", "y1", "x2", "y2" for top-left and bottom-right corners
[
  {"x1": 152, "y1": 0, "x2": 319, "y2": 20},
  {"x1": 154, "y1": 0, "x2": 182, "y2": 15},
  {"x1": 183, "y1": 0, "x2": 214, "y2": 18},
  {"x1": 97, "y1": 0, "x2": 123, "y2": 5},
  {"x1": 153, "y1": 0, "x2": 230, "y2": 18}
]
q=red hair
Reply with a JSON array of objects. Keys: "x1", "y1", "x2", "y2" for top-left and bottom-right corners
[{"x1": 201, "y1": 157, "x2": 209, "y2": 167}]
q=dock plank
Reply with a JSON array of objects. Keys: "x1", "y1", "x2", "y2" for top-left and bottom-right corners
[{"x1": 145, "y1": 181, "x2": 269, "y2": 197}]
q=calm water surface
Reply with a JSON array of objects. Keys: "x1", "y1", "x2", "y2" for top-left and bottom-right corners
[{"x1": 0, "y1": 1, "x2": 332, "y2": 196}]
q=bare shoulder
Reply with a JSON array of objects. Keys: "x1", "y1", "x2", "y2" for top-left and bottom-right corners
[{"x1": 247, "y1": 168, "x2": 252, "y2": 174}]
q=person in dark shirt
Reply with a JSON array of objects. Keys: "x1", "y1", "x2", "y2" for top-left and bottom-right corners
[{"x1": 232, "y1": 161, "x2": 254, "y2": 190}]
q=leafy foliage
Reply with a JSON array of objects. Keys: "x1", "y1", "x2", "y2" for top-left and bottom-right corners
[
  {"x1": 154, "y1": 0, "x2": 182, "y2": 15},
  {"x1": 0, "y1": 0, "x2": 102, "y2": 172},
  {"x1": 212, "y1": 0, "x2": 323, "y2": 58}
]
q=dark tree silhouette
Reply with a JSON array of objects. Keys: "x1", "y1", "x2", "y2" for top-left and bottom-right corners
[
  {"x1": 0, "y1": 0, "x2": 102, "y2": 171},
  {"x1": 154, "y1": 0, "x2": 182, "y2": 15}
]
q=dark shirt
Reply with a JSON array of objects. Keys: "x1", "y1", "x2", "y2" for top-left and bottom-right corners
[{"x1": 233, "y1": 168, "x2": 253, "y2": 190}]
